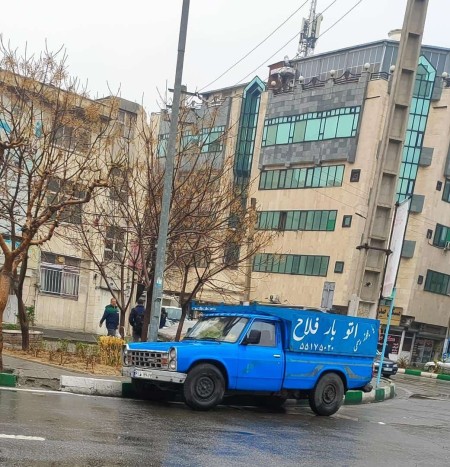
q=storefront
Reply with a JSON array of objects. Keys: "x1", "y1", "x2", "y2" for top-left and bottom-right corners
[{"x1": 409, "y1": 322, "x2": 447, "y2": 366}]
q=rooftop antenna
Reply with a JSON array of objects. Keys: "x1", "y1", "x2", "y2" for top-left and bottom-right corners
[{"x1": 296, "y1": 0, "x2": 323, "y2": 58}]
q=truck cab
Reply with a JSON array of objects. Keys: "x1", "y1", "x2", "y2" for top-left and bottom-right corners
[{"x1": 123, "y1": 304, "x2": 378, "y2": 416}]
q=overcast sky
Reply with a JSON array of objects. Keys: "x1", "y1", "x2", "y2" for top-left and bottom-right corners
[{"x1": 2, "y1": 0, "x2": 449, "y2": 111}]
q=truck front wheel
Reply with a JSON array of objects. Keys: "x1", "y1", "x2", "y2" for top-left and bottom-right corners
[
  {"x1": 309, "y1": 373, "x2": 344, "y2": 416},
  {"x1": 184, "y1": 363, "x2": 225, "y2": 411}
]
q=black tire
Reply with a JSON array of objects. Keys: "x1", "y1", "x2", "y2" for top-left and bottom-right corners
[
  {"x1": 183, "y1": 363, "x2": 225, "y2": 411},
  {"x1": 131, "y1": 378, "x2": 169, "y2": 401},
  {"x1": 309, "y1": 373, "x2": 344, "y2": 416},
  {"x1": 256, "y1": 395, "x2": 287, "y2": 409}
]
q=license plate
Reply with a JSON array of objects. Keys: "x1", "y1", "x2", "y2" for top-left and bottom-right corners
[{"x1": 133, "y1": 369, "x2": 154, "y2": 379}]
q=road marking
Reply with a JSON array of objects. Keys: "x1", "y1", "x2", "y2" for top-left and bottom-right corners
[
  {"x1": 0, "y1": 434, "x2": 45, "y2": 441},
  {"x1": 377, "y1": 422, "x2": 386, "y2": 425}
]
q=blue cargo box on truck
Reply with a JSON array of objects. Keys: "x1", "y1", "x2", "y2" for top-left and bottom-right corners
[{"x1": 123, "y1": 303, "x2": 379, "y2": 415}]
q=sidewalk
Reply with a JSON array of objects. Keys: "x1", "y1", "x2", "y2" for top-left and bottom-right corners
[{"x1": 2, "y1": 354, "x2": 125, "y2": 390}]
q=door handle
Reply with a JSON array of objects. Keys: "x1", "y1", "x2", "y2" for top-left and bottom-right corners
[{"x1": 273, "y1": 354, "x2": 281, "y2": 358}]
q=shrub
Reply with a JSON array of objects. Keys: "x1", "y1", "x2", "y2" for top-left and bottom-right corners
[
  {"x1": 98, "y1": 336, "x2": 125, "y2": 367},
  {"x1": 396, "y1": 356, "x2": 409, "y2": 369}
]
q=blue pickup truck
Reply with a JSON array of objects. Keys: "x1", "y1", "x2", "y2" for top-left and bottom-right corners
[{"x1": 122, "y1": 304, "x2": 379, "y2": 416}]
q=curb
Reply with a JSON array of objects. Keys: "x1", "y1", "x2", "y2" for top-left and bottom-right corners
[
  {"x1": 60, "y1": 376, "x2": 123, "y2": 397},
  {"x1": 397, "y1": 368, "x2": 450, "y2": 382},
  {"x1": 344, "y1": 381, "x2": 395, "y2": 405}
]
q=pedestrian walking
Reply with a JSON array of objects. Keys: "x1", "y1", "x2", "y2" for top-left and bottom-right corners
[
  {"x1": 99, "y1": 298, "x2": 120, "y2": 336},
  {"x1": 129, "y1": 299, "x2": 146, "y2": 342}
]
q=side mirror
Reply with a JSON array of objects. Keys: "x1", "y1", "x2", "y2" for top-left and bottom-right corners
[{"x1": 243, "y1": 329, "x2": 261, "y2": 345}]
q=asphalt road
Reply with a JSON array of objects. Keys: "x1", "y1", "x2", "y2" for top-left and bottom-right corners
[{"x1": 0, "y1": 375, "x2": 449, "y2": 467}]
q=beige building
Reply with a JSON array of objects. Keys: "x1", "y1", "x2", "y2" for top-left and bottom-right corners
[{"x1": 186, "y1": 39, "x2": 450, "y2": 365}]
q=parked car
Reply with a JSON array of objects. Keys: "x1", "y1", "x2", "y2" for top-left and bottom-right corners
[
  {"x1": 373, "y1": 351, "x2": 398, "y2": 378},
  {"x1": 424, "y1": 357, "x2": 450, "y2": 373}
]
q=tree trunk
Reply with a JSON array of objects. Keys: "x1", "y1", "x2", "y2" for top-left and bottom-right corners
[
  {"x1": 175, "y1": 300, "x2": 190, "y2": 342},
  {"x1": 119, "y1": 309, "x2": 126, "y2": 339},
  {"x1": 0, "y1": 260, "x2": 13, "y2": 372},
  {"x1": 14, "y1": 254, "x2": 30, "y2": 350}
]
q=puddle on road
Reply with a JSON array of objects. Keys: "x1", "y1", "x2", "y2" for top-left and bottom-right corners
[{"x1": 409, "y1": 393, "x2": 450, "y2": 401}]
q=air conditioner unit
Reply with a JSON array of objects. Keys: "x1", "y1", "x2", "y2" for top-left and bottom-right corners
[{"x1": 444, "y1": 241, "x2": 450, "y2": 251}]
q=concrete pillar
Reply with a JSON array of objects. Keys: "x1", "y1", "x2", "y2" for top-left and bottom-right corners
[{"x1": 350, "y1": 0, "x2": 429, "y2": 318}]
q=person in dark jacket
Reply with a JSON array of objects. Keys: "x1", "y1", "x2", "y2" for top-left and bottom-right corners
[
  {"x1": 159, "y1": 307, "x2": 167, "y2": 329},
  {"x1": 129, "y1": 299, "x2": 145, "y2": 342},
  {"x1": 99, "y1": 298, "x2": 120, "y2": 336}
]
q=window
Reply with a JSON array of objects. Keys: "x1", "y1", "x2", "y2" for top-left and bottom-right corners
[
  {"x1": 424, "y1": 270, "x2": 450, "y2": 296},
  {"x1": 350, "y1": 169, "x2": 361, "y2": 182},
  {"x1": 157, "y1": 134, "x2": 169, "y2": 158},
  {"x1": 104, "y1": 226, "x2": 125, "y2": 262},
  {"x1": 246, "y1": 321, "x2": 276, "y2": 347},
  {"x1": 253, "y1": 253, "x2": 329, "y2": 277},
  {"x1": 334, "y1": 261, "x2": 345, "y2": 273},
  {"x1": 257, "y1": 210, "x2": 337, "y2": 231},
  {"x1": 342, "y1": 215, "x2": 353, "y2": 228},
  {"x1": 397, "y1": 56, "x2": 435, "y2": 202},
  {"x1": 47, "y1": 178, "x2": 85, "y2": 225},
  {"x1": 259, "y1": 165, "x2": 344, "y2": 190},
  {"x1": 443, "y1": 179, "x2": 450, "y2": 203},
  {"x1": 40, "y1": 252, "x2": 80, "y2": 298},
  {"x1": 433, "y1": 224, "x2": 450, "y2": 248},
  {"x1": 55, "y1": 125, "x2": 90, "y2": 152},
  {"x1": 224, "y1": 242, "x2": 240, "y2": 268},
  {"x1": 109, "y1": 168, "x2": 128, "y2": 202},
  {"x1": 262, "y1": 106, "x2": 360, "y2": 147},
  {"x1": 117, "y1": 110, "x2": 136, "y2": 139}
]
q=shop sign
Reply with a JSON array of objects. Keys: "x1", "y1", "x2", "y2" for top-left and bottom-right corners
[{"x1": 377, "y1": 305, "x2": 402, "y2": 326}]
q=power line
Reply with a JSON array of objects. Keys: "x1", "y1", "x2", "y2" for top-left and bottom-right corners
[
  {"x1": 237, "y1": 0, "x2": 364, "y2": 85},
  {"x1": 198, "y1": 1, "x2": 310, "y2": 92}
]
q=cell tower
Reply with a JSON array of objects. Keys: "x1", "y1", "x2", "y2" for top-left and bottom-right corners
[{"x1": 297, "y1": 0, "x2": 323, "y2": 58}]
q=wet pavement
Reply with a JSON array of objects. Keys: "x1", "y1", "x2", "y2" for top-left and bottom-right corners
[{"x1": 0, "y1": 374, "x2": 448, "y2": 466}]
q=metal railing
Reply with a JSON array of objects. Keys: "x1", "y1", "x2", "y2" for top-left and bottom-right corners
[{"x1": 40, "y1": 264, "x2": 80, "y2": 298}]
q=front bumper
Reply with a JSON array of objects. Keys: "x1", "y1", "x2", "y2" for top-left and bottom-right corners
[{"x1": 123, "y1": 366, "x2": 187, "y2": 384}]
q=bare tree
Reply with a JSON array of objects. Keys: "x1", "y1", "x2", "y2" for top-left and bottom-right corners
[
  {"x1": 0, "y1": 42, "x2": 123, "y2": 369},
  {"x1": 93, "y1": 100, "x2": 273, "y2": 341}
]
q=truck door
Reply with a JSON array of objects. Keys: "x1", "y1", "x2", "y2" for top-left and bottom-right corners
[{"x1": 236, "y1": 320, "x2": 284, "y2": 391}]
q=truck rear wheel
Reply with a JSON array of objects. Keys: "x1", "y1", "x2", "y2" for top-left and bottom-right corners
[
  {"x1": 309, "y1": 373, "x2": 344, "y2": 416},
  {"x1": 184, "y1": 363, "x2": 225, "y2": 411}
]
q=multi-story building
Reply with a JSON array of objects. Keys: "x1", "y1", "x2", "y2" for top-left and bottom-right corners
[
  {"x1": 1, "y1": 89, "x2": 146, "y2": 335},
  {"x1": 183, "y1": 36, "x2": 450, "y2": 365}
]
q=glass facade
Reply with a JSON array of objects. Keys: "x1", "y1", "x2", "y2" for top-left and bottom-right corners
[
  {"x1": 257, "y1": 210, "x2": 337, "y2": 231},
  {"x1": 234, "y1": 77, "x2": 265, "y2": 188},
  {"x1": 433, "y1": 224, "x2": 450, "y2": 248},
  {"x1": 424, "y1": 270, "x2": 450, "y2": 296},
  {"x1": 262, "y1": 106, "x2": 360, "y2": 147},
  {"x1": 442, "y1": 179, "x2": 450, "y2": 203},
  {"x1": 253, "y1": 253, "x2": 329, "y2": 277},
  {"x1": 157, "y1": 126, "x2": 225, "y2": 158},
  {"x1": 259, "y1": 165, "x2": 344, "y2": 190},
  {"x1": 397, "y1": 56, "x2": 436, "y2": 201}
]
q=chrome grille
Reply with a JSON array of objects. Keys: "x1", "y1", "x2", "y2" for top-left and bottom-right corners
[{"x1": 129, "y1": 350, "x2": 168, "y2": 368}]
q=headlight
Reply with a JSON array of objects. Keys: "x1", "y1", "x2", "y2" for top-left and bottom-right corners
[
  {"x1": 169, "y1": 360, "x2": 177, "y2": 370},
  {"x1": 169, "y1": 348, "x2": 176, "y2": 359},
  {"x1": 122, "y1": 349, "x2": 129, "y2": 366}
]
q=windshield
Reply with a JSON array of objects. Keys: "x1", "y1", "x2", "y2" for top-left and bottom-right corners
[
  {"x1": 184, "y1": 316, "x2": 248, "y2": 343},
  {"x1": 165, "y1": 307, "x2": 182, "y2": 321}
]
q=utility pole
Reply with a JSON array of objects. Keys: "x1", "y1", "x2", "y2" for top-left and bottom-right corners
[{"x1": 148, "y1": 0, "x2": 190, "y2": 341}]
